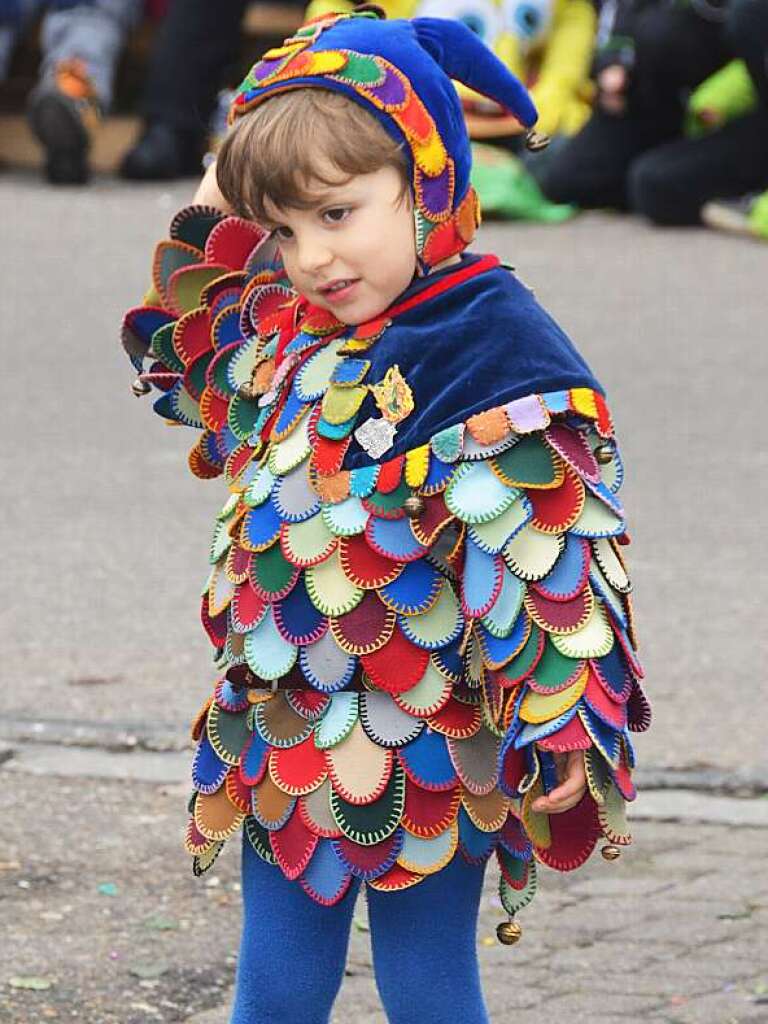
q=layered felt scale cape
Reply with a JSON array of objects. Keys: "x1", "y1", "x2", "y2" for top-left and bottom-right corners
[{"x1": 123, "y1": 208, "x2": 650, "y2": 914}]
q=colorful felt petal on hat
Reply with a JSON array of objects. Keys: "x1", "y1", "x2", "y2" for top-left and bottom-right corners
[
  {"x1": 504, "y1": 526, "x2": 564, "y2": 581},
  {"x1": 337, "y1": 534, "x2": 402, "y2": 590},
  {"x1": 492, "y1": 435, "x2": 563, "y2": 489},
  {"x1": 399, "y1": 728, "x2": 458, "y2": 792},
  {"x1": 273, "y1": 464, "x2": 320, "y2": 523},
  {"x1": 271, "y1": 807, "x2": 319, "y2": 880},
  {"x1": 239, "y1": 731, "x2": 270, "y2": 786},
  {"x1": 361, "y1": 627, "x2": 431, "y2": 694},
  {"x1": 365, "y1": 515, "x2": 428, "y2": 562},
  {"x1": 468, "y1": 494, "x2": 531, "y2": 555},
  {"x1": 299, "y1": 632, "x2": 357, "y2": 693},
  {"x1": 330, "y1": 761, "x2": 406, "y2": 846},
  {"x1": 447, "y1": 728, "x2": 499, "y2": 796},
  {"x1": 231, "y1": 577, "x2": 268, "y2": 634},
  {"x1": 192, "y1": 733, "x2": 229, "y2": 794},
  {"x1": 294, "y1": 338, "x2": 345, "y2": 402},
  {"x1": 550, "y1": 602, "x2": 613, "y2": 659},
  {"x1": 525, "y1": 586, "x2": 594, "y2": 636},
  {"x1": 431, "y1": 422, "x2": 464, "y2": 463},
  {"x1": 592, "y1": 537, "x2": 631, "y2": 593},
  {"x1": 305, "y1": 551, "x2": 365, "y2": 616},
  {"x1": 273, "y1": 577, "x2": 327, "y2": 645},
  {"x1": 379, "y1": 559, "x2": 442, "y2": 616},
  {"x1": 269, "y1": 734, "x2": 328, "y2": 796},
  {"x1": 280, "y1": 516, "x2": 337, "y2": 568},
  {"x1": 325, "y1": 720, "x2": 394, "y2": 805},
  {"x1": 462, "y1": 539, "x2": 504, "y2": 619},
  {"x1": 570, "y1": 494, "x2": 624, "y2": 538},
  {"x1": 322, "y1": 496, "x2": 369, "y2": 537},
  {"x1": 402, "y1": 778, "x2": 460, "y2": 838},
  {"x1": 194, "y1": 785, "x2": 245, "y2": 841},
  {"x1": 534, "y1": 535, "x2": 591, "y2": 603},
  {"x1": 252, "y1": 774, "x2": 297, "y2": 831},
  {"x1": 457, "y1": 805, "x2": 497, "y2": 862},
  {"x1": 409, "y1": 493, "x2": 455, "y2": 547},
  {"x1": 461, "y1": 787, "x2": 509, "y2": 832},
  {"x1": 480, "y1": 567, "x2": 525, "y2": 638},
  {"x1": 298, "y1": 838, "x2": 352, "y2": 905},
  {"x1": 445, "y1": 461, "x2": 519, "y2": 524},
  {"x1": 244, "y1": 608, "x2": 298, "y2": 680},
  {"x1": 392, "y1": 661, "x2": 453, "y2": 718},
  {"x1": 398, "y1": 580, "x2": 463, "y2": 650},
  {"x1": 253, "y1": 693, "x2": 313, "y2": 750},
  {"x1": 398, "y1": 822, "x2": 458, "y2": 875},
  {"x1": 298, "y1": 779, "x2": 342, "y2": 839},
  {"x1": 207, "y1": 702, "x2": 251, "y2": 765},
  {"x1": 359, "y1": 692, "x2": 424, "y2": 748},
  {"x1": 504, "y1": 394, "x2": 550, "y2": 434},
  {"x1": 329, "y1": 591, "x2": 395, "y2": 655},
  {"x1": 269, "y1": 408, "x2": 312, "y2": 476}
]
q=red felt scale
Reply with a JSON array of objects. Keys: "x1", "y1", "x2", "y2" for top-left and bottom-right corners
[
  {"x1": 427, "y1": 697, "x2": 482, "y2": 739},
  {"x1": 271, "y1": 808, "x2": 320, "y2": 880},
  {"x1": 525, "y1": 588, "x2": 593, "y2": 635},
  {"x1": 232, "y1": 579, "x2": 268, "y2": 631},
  {"x1": 409, "y1": 493, "x2": 455, "y2": 546},
  {"x1": 225, "y1": 766, "x2": 252, "y2": 814},
  {"x1": 535, "y1": 796, "x2": 601, "y2": 871},
  {"x1": 339, "y1": 534, "x2": 404, "y2": 589},
  {"x1": 377, "y1": 456, "x2": 405, "y2": 494},
  {"x1": 402, "y1": 779, "x2": 461, "y2": 838},
  {"x1": 329, "y1": 591, "x2": 396, "y2": 655},
  {"x1": 334, "y1": 833, "x2": 400, "y2": 876},
  {"x1": 205, "y1": 216, "x2": 268, "y2": 269},
  {"x1": 536, "y1": 713, "x2": 592, "y2": 752},
  {"x1": 201, "y1": 593, "x2": 229, "y2": 646},
  {"x1": 226, "y1": 443, "x2": 259, "y2": 485},
  {"x1": 368, "y1": 862, "x2": 422, "y2": 891},
  {"x1": 584, "y1": 666, "x2": 627, "y2": 729},
  {"x1": 185, "y1": 817, "x2": 212, "y2": 855},
  {"x1": 312, "y1": 434, "x2": 351, "y2": 477},
  {"x1": 173, "y1": 307, "x2": 212, "y2": 365},
  {"x1": 527, "y1": 466, "x2": 585, "y2": 534},
  {"x1": 361, "y1": 627, "x2": 430, "y2": 693},
  {"x1": 498, "y1": 743, "x2": 526, "y2": 795},
  {"x1": 270, "y1": 735, "x2": 328, "y2": 796},
  {"x1": 225, "y1": 543, "x2": 252, "y2": 584},
  {"x1": 189, "y1": 437, "x2": 222, "y2": 480},
  {"x1": 200, "y1": 388, "x2": 230, "y2": 432}
]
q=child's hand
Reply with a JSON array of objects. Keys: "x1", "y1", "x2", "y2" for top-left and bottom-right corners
[{"x1": 531, "y1": 750, "x2": 587, "y2": 814}]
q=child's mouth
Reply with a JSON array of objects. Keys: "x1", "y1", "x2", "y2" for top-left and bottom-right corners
[{"x1": 318, "y1": 278, "x2": 360, "y2": 302}]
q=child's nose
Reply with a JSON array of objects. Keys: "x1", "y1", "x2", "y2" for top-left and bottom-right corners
[{"x1": 296, "y1": 234, "x2": 333, "y2": 276}]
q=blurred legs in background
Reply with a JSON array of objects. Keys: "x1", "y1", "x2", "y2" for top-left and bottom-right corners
[{"x1": 119, "y1": 0, "x2": 250, "y2": 181}]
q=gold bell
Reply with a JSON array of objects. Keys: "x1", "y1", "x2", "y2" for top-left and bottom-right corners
[
  {"x1": 131, "y1": 377, "x2": 152, "y2": 397},
  {"x1": 601, "y1": 844, "x2": 622, "y2": 862},
  {"x1": 525, "y1": 128, "x2": 550, "y2": 152},
  {"x1": 403, "y1": 495, "x2": 425, "y2": 517},
  {"x1": 594, "y1": 443, "x2": 614, "y2": 465},
  {"x1": 496, "y1": 920, "x2": 523, "y2": 945}
]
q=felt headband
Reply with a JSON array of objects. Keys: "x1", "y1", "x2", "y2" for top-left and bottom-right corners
[{"x1": 229, "y1": 9, "x2": 545, "y2": 270}]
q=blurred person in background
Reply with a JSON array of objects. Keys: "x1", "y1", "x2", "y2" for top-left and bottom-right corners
[
  {"x1": 539, "y1": 0, "x2": 768, "y2": 226},
  {"x1": 0, "y1": 0, "x2": 142, "y2": 183},
  {"x1": 120, "y1": 0, "x2": 305, "y2": 181}
]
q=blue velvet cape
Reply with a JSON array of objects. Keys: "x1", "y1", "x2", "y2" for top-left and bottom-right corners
[{"x1": 344, "y1": 254, "x2": 603, "y2": 470}]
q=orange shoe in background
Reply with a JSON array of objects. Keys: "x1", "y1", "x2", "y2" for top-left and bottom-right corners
[{"x1": 26, "y1": 58, "x2": 101, "y2": 185}]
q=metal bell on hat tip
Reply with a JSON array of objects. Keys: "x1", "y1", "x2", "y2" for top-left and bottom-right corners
[
  {"x1": 496, "y1": 918, "x2": 523, "y2": 946},
  {"x1": 601, "y1": 844, "x2": 622, "y2": 862},
  {"x1": 131, "y1": 377, "x2": 151, "y2": 397},
  {"x1": 594, "y1": 443, "x2": 614, "y2": 465},
  {"x1": 525, "y1": 128, "x2": 550, "y2": 152},
  {"x1": 403, "y1": 494, "x2": 425, "y2": 518}
]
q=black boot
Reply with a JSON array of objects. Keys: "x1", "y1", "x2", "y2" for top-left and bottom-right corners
[
  {"x1": 26, "y1": 59, "x2": 100, "y2": 186},
  {"x1": 119, "y1": 122, "x2": 206, "y2": 181}
]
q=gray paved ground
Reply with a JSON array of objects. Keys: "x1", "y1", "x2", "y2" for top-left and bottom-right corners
[{"x1": 1, "y1": 169, "x2": 767, "y2": 1023}]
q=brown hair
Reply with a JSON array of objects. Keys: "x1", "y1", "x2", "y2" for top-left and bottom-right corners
[{"x1": 216, "y1": 89, "x2": 410, "y2": 223}]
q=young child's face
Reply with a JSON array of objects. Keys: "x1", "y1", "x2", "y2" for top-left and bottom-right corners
[{"x1": 262, "y1": 164, "x2": 417, "y2": 325}]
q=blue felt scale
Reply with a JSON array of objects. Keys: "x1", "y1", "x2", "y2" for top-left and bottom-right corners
[
  {"x1": 366, "y1": 515, "x2": 428, "y2": 562},
  {"x1": 379, "y1": 559, "x2": 443, "y2": 615},
  {"x1": 399, "y1": 728, "x2": 459, "y2": 792}
]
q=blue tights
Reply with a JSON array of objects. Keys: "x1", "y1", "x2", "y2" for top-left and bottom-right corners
[{"x1": 231, "y1": 839, "x2": 490, "y2": 1024}]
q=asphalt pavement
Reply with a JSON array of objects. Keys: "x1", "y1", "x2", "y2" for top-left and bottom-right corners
[{"x1": 1, "y1": 169, "x2": 767, "y2": 1023}]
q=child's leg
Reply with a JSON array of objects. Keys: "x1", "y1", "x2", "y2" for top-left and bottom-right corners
[
  {"x1": 231, "y1": 838, "x2": 361, "y2": 1024},
  {"x1": 367, "y1": 855, "x2": 490, "y2": 1024}
]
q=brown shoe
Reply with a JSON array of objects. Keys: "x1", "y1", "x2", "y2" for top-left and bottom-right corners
[{"x1": 27, "y1": 59, "x2": 101, "y2": 185}]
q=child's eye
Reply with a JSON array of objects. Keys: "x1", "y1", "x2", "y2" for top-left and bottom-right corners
[
  {"x1": 322, "y1": 207, "x2": 351, "y2": 225},
  {"x1": 273, "y1": 226, "x2": 294, "y2": 241}
]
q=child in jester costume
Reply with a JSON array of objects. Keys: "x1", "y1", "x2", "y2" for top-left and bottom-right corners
[{"x1": 123, "y1": 9, "x2": 649, "y2": 1022}]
